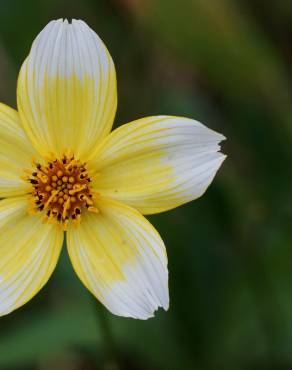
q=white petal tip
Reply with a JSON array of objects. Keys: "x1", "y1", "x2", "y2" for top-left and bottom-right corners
[{"x1": 118, "y1": 303, "x2": 169, "y2": 321}]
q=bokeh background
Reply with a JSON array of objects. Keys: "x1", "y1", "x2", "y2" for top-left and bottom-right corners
[{"x1": 0, "y1": 0, "x2": 292, "y2": 369}]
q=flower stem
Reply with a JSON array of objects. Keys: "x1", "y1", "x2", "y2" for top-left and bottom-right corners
[{"x1": 92, "y1": 296, "x2": 120, "y2": 370}]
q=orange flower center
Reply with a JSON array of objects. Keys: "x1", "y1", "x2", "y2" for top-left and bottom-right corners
[{"x1": 27, "y1": 154, "x2": 98, "y2": 229}]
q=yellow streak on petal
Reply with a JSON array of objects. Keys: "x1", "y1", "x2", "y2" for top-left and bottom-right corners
[
  {"x1": 89, "y1": 116, "x2": 225, "y2": 215},
  {"x1": 0, "y1": 197, "x2": 63, "y2": 316},
  {"x1": 18, "y1": 68, "x2": 116, "y2": 160},
  {"x1": 67, "y1": 197, "x2": 168, "y2": 319},
  {"x1": 0, "y1": 103, "x2": 39, "y2": 198}
]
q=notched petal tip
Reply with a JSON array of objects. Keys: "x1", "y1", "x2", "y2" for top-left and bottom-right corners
[
  {"x1": 67, "y1": 198, "x2": 169, "y2": 320},
  {"x1": 52, "y1": 18, "x2": 86, "y2": 26},
  {"x1": 90, "y1": 116, "x2": 227, "y2": 214},
  {"x1": 17, "y1": 16, "x2": 117, "y2": 159}
]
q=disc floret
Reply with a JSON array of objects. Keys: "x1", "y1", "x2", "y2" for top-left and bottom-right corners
[{"x1": 26, "y1": 154, "x2": 98, "y2": 229}]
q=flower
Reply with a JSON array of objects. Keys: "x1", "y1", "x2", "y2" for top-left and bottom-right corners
[{"x1": 0, "y1": 19, "x2": 226, "y2": 319}]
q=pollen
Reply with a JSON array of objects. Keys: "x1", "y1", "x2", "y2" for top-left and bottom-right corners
[{"x1": 26, "y1": 154, "x2": 98, "y2": 229}]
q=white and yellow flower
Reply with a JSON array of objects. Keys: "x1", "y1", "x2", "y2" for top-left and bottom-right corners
[{"x1": 0, "y1": 19, "x2": 226, "y2": 319}]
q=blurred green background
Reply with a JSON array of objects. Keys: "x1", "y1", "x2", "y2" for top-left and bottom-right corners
[{"x1": 0, "y1": 0, "x2": 292, "y2": 369}]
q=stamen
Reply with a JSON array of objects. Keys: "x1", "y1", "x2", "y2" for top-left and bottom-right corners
[
  {"x1": 68, "y1": 184, "x2": 87, "y2": 195},
  {"x1": 88, "y1": 206, "x2": 99, "y2": 213},
  {"x1": 45, "y1": 190, "x2": 59, "y2": 208},
  {"x1": 62, "y1": 197, "x2": 71, "y2": 220},
  {"x1": 37, "y1": 172, "x2": 48, "y2": 183},
  {"x1": 25, "y1": 153, "x2": 98, "y2": 229}
]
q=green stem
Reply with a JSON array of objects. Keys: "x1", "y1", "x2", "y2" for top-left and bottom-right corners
[{"x1": 92, "y1": 296, "x2": 120, "y2": 369}]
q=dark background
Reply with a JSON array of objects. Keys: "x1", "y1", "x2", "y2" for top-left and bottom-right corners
[{"x1": 0, "y1": 0, "x2": 292, "y2": 369}]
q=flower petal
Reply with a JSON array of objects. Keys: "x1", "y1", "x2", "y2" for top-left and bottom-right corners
[
  {"x1": 0, "y1": 197, "x2": 63, "y2": 316},
  {"x1": 90, "y1": 116, "x2": 226, "y2": 214},
  {"x1": 67, "y1": 198, "x2": 168, "y2": 319},
  {"x1": 17, "y1": 19, "x2": 117, "y2": 159},
  {"x1": 0, "y1": 103, "x2": 38, "y2": 197}
]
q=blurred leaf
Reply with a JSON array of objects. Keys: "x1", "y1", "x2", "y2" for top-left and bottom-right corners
[{"x1": 0, "y1": 300, "x2": 101, "y2": 368}]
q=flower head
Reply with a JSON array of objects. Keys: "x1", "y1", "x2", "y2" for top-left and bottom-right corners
[{"x1": 0, "y1": 19, "x2": 226, "y2": 319}]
